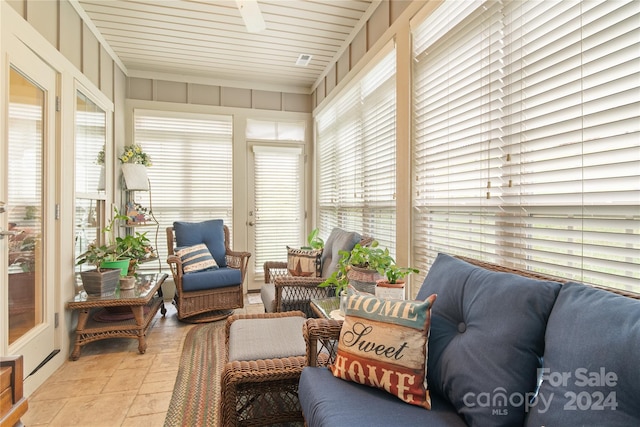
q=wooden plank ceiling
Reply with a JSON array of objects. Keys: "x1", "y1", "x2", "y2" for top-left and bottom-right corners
[{"x1": 77, "y1": 0, "x2": 375, "y2": 91}]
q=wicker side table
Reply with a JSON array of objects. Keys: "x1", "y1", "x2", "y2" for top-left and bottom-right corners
[
  {"x1": 66, "y1": 273, "x2": 167, "y2": 360},
  {"x1": 221, "y1": 311, "x2": 307, "y2": 426}
]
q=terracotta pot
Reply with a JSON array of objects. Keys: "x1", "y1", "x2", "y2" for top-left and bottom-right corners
[{"x1": 119, "y1": 276, "x2": 136, "y2": 290}]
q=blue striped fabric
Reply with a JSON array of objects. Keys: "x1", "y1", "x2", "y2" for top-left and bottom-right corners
[{"x1": 175, "y1": 243, "x2": 218, "y2": 273}]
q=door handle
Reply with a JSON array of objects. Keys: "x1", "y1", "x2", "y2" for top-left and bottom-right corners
[{"x1": 248, "y1": 221, "x2": 255, "y2": 226}]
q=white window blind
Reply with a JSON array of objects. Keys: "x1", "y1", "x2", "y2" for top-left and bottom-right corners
[
  {"x1": 317, "y1": 50, "x2": 397, "y2": 252},
  {"x1": 133, "y1": 111, "x2": 234, "y2": 271},
  {"x1": 412, "y1": 0, "x2": 640, "y2": 293},
  {"x1": 252, "y1": 146, "x2": 304, "y2": 271}
]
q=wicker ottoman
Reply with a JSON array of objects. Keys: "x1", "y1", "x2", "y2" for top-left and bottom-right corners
[{"x1": 221, "y1": 311, "x2": 307, "y2": 426}]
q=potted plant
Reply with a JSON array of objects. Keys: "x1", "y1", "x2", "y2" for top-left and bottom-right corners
[
  {"x1": 375, "y1": 264, "x2": 419, "y2": 300},
  {"x1": 318, "y1": 249, "x2": 352, "y2": 314},
  {"x1": 76, "y1": 207, "x2": 154, "y2": 294},
  {"x1": 346, "y1": 241, "x2": 394, "y2": 293},
  {"x1": 116, "y1": 232, "x2": 156, "y2": 279}
]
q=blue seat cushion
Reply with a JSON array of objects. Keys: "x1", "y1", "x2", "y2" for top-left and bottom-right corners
[
  {"x1": 525, "y1": 282, "x2": 640, "y2": 426},
  {"x1": 173, "y1": 219, "x2": 227, "y2": 268},
  {"x1": 416, "y1": 253, "x2": 562, "y2": 427},
  {"x1": 299, "y1": 367, "x2": 467, "y2": 427},
  {"x1": 180, "y1": 267, "x2": 241, "y2": 292}
]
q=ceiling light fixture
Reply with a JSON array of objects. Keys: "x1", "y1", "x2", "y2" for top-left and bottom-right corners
[
  {"x1": 296, "y1": 54, "x2": 313, "y2": 67},
  {"x1": 235, "y1": 0, "x2": 266, "y2": 33}
]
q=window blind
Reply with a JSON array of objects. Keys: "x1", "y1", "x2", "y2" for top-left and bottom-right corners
[
  {"x1": 412, "y1": 0, "x2": 640, "y2": 293},
  {"x1": 133, "y1": 111, "x2": 234, "y2": 271},
  {"x1": 252, "y1": 146, "x2": 304, "y2": 272},
  {"x1": 317, "y1": 50, "x2": 397, "y2": 252}
]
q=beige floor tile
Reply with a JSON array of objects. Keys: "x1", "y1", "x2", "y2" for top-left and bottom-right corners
[
  {"x1": 146, "y1": 352, "x2": 181, "y2": 373},
  {"x1": 29, "y1": 377, "x2": 109, "y2": 401},
  {"x1": 126, "y1": 391, "x2": 173, "y2": 417},
  {"x1": 47, "y1": 392, "x2": 136, "y2": 427},
  {"x1": 103, "y1": 368, "x2": 149, "y2": 393},
  {"x1": 121, "y1": 412, "x2": 168, "y2": 427},
  {"x1": 138, "y1": 377, "x2": 177, "y2": 394},
  {"x1": 117, "y1": 353, "x2": 156, "y2": 370},
  {"x1": 21, "y1": 398, "x2": 67, "y2": 425}
]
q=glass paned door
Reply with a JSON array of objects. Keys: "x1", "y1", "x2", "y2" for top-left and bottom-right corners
[
  {"x1": 2, "y1": 44, "x2": 56, "y2": 388},
  {"x1": 248, "y1": 145, "x2": 304, "y2": 291},
  {"x1": 7, "y1": 67, "x2": 45, "y2": 345}
]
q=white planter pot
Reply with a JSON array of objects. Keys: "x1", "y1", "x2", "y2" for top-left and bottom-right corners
[
  {"x1": 121, "y1": 163, "x2": 149, "y2": 190},
  {"x1": 97, "y1": 166, "x2": 105, "y2": 191}
]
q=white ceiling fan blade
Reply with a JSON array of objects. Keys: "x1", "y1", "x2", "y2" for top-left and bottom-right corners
[{"x1": 235, "y1": 0, "x2": 266, "y2": 33}]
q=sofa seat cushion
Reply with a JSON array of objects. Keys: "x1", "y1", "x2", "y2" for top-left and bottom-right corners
[
  {"x1": 299, "y1": 367, "x2": 467, "y2": 427},
  {"x1": 173, "y1": 219, "x2": 227, "y2": 268},
  {"x1": 181, "y1": 267, "x2": 241, "y2": 292},
  {"x1": 416, "y1": 253, "x2": 562, "y2": 427},
  {"x1": 525, "y1": 281, "x2": 640, "y2": 426}
]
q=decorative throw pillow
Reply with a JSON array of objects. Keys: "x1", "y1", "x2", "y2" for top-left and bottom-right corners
[
  {"x1": 175, "y1": 243, "x2": 218, "y2": 273},
  {"x1": 329, "y1": 293, "x2": 438, "y2": 409},
  {"x1": 287, "y1": 246, "x2": 322, "y2": 277}
]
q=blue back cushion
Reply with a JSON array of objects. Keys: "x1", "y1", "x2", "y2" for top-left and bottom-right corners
[
  {"x1": 416, "y1": 253, "x2": 562, "y2": 427},
  {"x1": 525, "y1": 282, "x2": 640, "y2": 426},
  {"x1": 173, "y1": 219, "x2": 227, "y2": 268}
]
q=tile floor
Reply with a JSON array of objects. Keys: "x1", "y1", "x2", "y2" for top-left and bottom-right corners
[{"x1": 22, "y1": 295, "x2": 265, "y2": 427}]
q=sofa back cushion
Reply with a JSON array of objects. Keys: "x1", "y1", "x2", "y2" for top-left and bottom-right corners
[
  {"x1": 525, "y1": 281, "x2": 640, "y2": 426},
  {"x1": 173, "y1": 219, "x2": 227, "y2": 268},
  {"x1": 416, "y1": 253, "x2": 562, "y2": 427},
  {"x1": 320, "y1": 228, "x2": 361, "y2": 278}
]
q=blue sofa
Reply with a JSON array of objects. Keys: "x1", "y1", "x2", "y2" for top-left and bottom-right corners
[{"x1": 299, "y1": 253, "x2": 640, "y2": 426}]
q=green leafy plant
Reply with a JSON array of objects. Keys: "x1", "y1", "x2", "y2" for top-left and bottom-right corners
[
  {"x1": 348, "y1": 241, "x2": 394, "y2": 272},
  {"x1": 318, "y1": 249, "x2": 352, "y2": 296},
  {"x1": 302, "y1": 228, "x2": 324, "y2": 250},
  {"x1": 378, "y1": 264, "x2": 419, "y2": 284},
  {"x1": 76, "y1": 207, "x2": 154, "y2": 273},
  {"x1": 115, "y1": 232, "x2": 155, "y2": 275}
]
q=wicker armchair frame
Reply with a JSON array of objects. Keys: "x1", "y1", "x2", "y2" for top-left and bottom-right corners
[
  {"x1": 263, "y1": 236, "x2": 374, "y2": 317},
  {"x1": 221, "y1": 311, "x2": 307, "y2": 426},
  {"x1": 166, "y1": 225, "x2": 250, "y2": 323}
]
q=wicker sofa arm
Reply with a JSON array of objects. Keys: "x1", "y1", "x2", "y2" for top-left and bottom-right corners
[
  {"x1": 166, "y1": 254, "x2": 184, "y2": 284},
  {"x1": 304, "y1": 318, "x2": 343, "y2": 367},
  {"x1": 264, "y1": 261, "x2": 288, "y2": 284}
]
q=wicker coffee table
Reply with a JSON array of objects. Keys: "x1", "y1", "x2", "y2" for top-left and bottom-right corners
[
  {"x1": 310, "y1": 296, "x2": 342, "y2": 320},
  {"x1": 66, "y1": 273, "x2": 167, "y2": 360}
]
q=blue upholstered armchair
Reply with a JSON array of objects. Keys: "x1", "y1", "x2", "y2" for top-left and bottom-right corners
[{"x1": 166, "y1": 219, "x2": 250, "y2": 322}]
